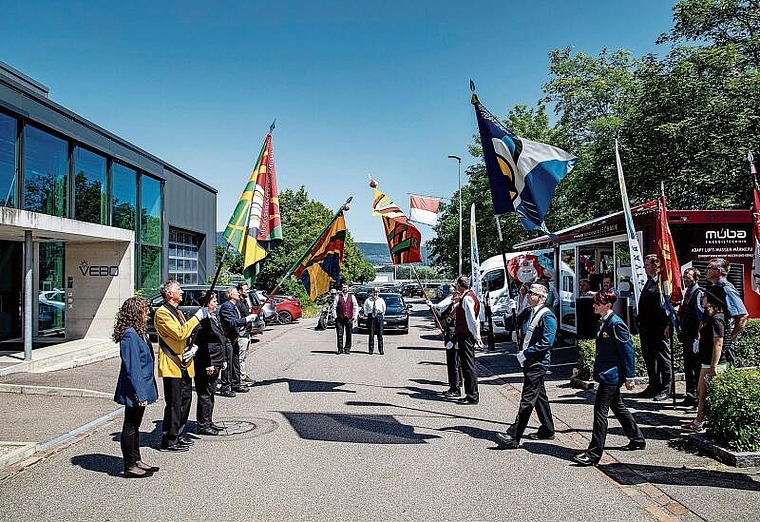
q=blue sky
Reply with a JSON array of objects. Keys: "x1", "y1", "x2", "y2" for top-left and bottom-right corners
[{"x1": 1, "y1": 0, "x2": 676, "y2": 242}]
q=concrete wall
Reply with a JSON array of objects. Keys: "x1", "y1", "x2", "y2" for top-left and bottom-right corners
[{"x1": 65, "y1": 241, "x2": 133, "y2": 339}]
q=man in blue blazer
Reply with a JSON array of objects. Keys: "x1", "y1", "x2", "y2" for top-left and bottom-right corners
[{"x1": 574, "y1": 290, "x2": 646, "y2": 466}]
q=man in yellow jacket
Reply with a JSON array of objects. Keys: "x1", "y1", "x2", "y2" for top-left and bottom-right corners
[{"x1": 155, "y1": 279, "x2": 208, "y2": 452}]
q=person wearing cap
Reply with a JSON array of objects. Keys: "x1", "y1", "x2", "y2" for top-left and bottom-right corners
[
  {"x1": 573, "y1": 290, "x2": 646, "y2": 466},
  {"x1": 363, "y1": 287, "x2": 387, "y2": 355},
  {"x1": 451, "y1": 275, "x2": 483, "y2": 404},
  {"x1": 705, "y1": 257, "x2": 748, "y2": 365},
  {"x1": 496, "y1": 282, "x2": 557, "y2": 448},
  {"x1": 636, "y1": 254, "x2": 672, "y2": 401}
]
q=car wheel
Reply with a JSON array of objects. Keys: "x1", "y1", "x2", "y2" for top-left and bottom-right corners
[{"x1": 278, "y1": 311, "x2": 293, "y2": 325}]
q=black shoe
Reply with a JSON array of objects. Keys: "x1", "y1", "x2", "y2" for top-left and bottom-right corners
[
  {"x1": 679, "y1": 396, "x2": 697, "y2": 407},
  {"x1": 620, "y1": 439, "x2": 646, "y2": 451},
  {"x1": 135, "y1": 461, "x2": 160, "y2": 473},
  {"x1": 197, "y1": 427, "x2": 220, "y2": 436},
  {"x1": 178, "y1": 437, "x2": 195, "y2": 446},
  {"x1": 159, "y1": 444, "x2": 189, "y2": 453},
  {"x1": 336, "y1": 350, "x2": 343, "y2": 355},
  {"x1": 218, "y1": 389, "x2": 236, "y2": 398},
  {"x1": 232, "y1": 385, "x2": 250, "y2": 393},
  {"x1": 210, "y1": 423, "x2": 224, "y2": 431},
  {"x1": 345, "y1": 350, "x2": 351, "y2": 355},
  {"x1": 457, "y1": 396, "x2": 479, "y2": 405},
  {"x1": 368, "y1": 351, "x2": 374, "y2": 355},
  {"x1": 124, "y1": 467, "x2": 153, "y2": 478},
  {"x1": 637, "y1": 387, "x2": 656, "y2": 398},
  {"x1": 241, "y1": 376, "x2": 255, "y2": 385},
  {"x1": 525, "y1": 431, "x2": 555, "y2": 441},
  {"x1": 495, "y1": 432, "x2": 519, "y2": 449},
  {"x1": 378, "y1": 350, "x2": 384, "y2": 355},
  {"x1": 652, "y1": 391, "x2": 670, "y2": 401},
  {"x1": 573, "y1": 453, "x2": 598, "y2": 466},
  {"x1": 442, "y1": 390, "x2": 461, "y2": 398}
]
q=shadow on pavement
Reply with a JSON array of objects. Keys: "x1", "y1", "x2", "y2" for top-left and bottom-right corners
[
  {"x1": 70, "y1": 453, "x2": 123, "y2": 477},
  {"x1": 253, "y1": 377, "x2": 356, "y2": 394},
  {"x1": 408, "y1": 378, "x2": 448, "y2": 387},
  {"x1": 418, "y1": 360, "x2": 446, "y2": 366},
  {"x1": 397, "y1": 385, "x2": 451, "y2": 403},
  {"x1": 280, "y1": 412, "x2": 439, "y2": 444},
  {"x1": 602, "y1": 463, "x2": 760, "y2": 491},
  {"x1": 345, "y1": 400, "x2": 508, "y2": 426},
  {"x1": 397, "y1": 345, "x2": 444, "y2": 351}
]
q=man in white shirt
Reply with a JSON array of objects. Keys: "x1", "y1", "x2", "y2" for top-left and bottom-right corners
[
  {"x1": 452, "y1": 275, "x2": 483, "y2": 404},
  {"x1": 363, "y1": 288, "x2": 387, "y2": 355}
]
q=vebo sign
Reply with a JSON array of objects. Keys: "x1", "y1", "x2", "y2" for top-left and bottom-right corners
[{"x1": 78, "y1": 261, "x2": 119, "y2": 277}]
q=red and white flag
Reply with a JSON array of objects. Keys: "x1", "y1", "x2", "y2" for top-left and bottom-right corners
[{"x1": 409, "y1": 194, "x2": 440, "y2": 226}]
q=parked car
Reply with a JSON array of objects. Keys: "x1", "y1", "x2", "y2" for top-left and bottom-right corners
[
  {"x1": 434, "y1": 283, "x2": 454, "y2": 302},
  {"x1": 147, "y1": 285, "x2": 272, "y2": 339},
  {"x1": 401, "y1": 283, "x2": 424, "y2": 297},
  {"x1": 357, "y1": 292, "x2": 411, "y2": 334},
  {"x1": 490, "y1": 294, "x2": 516, "y2": 337},
  {"x1": 39, "y1": 289, "x2": 66, "y2": 331},
  {"x1": 254, "y1": 290, "x2": 302, "y2": 324}
]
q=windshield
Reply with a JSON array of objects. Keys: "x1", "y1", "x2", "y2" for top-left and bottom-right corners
[{"x1": 381, "y1": 293, "x2": 404, "y2": 312}]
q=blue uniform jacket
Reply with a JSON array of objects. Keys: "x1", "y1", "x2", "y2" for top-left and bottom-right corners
[
  {"x1": 114, "y1": 328, "x2": 158, "y2": 407},
  {"x1": 594, "y1": 313, "x2": 636, "y2": 386},
  {"x1": 517, "y1": 306, "x2": 557, "y2": 370}
]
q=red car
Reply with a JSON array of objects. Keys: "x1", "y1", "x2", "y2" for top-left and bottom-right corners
[{"x1": 254, "y1": 291, "x2": 303, "y2": 325}]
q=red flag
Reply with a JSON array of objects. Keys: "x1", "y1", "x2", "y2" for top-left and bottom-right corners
[
  {"x1": 409, "y1": 195, "x2": 440, "y2": 226},
  {"x1": 656, "y1": 196, "x2": 683, "y2": 306}
]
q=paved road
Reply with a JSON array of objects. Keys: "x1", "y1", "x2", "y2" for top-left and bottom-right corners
[{"x1": 0, "y1": 302, "x2": 757, "y2": 521}]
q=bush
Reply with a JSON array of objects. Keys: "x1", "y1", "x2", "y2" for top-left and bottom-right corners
[
  {"x1": 706, "y1": 368, "x2": 760, "y2": 452},
  {"x1": 575, "y1": 333, "x2": 683, "y2": 381},
  {"x1": 278, "y1": 277, "x2": 320, "y2": 317},
  {"x1": 732, "y1": 318, "x2": 760, "y2": 368}
]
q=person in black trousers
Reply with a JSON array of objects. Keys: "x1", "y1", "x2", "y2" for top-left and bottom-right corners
[
  {"x1": 496, "y1": 283, "x2": 556, "y2": 448},
  {"x1": 574, "y1": 290, "x2": 645, "y2": 466},
  {"x1": 113, "y1": 297, "x2": 160, "y2": 478},
  {"x1": 218, "y1": 286, "x2": 255, "y2": 396},
  {"x1": 636, "y1": 254, "x2": 672, "y2": 401},
  {"x1": 193, "y1": 292, "x2": 229, "y2": 436},
  {"x1": 441, "y1": 289, "x2": 463, "y2": 397},
  {"x1": 452, "y1": 275, "x2": 483, "y2": 405},
  {"x1": 678, "y1": 268, "x2": 703, "y2": 407}
]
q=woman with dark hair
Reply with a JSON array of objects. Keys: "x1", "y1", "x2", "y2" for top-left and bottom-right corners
[
  {"x1": 194, "y1": 291, "x2": 229, "y2": 436},
  {"x1": 683, "y1": 285, "x2": 728, "y2": 432},
  {"x1": 113, "y1": 297, "x2": 160, "y2": 478}
]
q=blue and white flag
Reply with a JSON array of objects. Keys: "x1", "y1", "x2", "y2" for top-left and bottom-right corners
[{"x1": 473, "y1": 94, "x2": 576, "y2": 232}]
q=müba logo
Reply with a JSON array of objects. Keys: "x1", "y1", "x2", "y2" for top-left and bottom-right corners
[
  {"x1": 705, "y1": 229, "x2": 747, "y2": 239},
  {"x1": 79, "y1": 261, "x2": 119, "y2": 277}
]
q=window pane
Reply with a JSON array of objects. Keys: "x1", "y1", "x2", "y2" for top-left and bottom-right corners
[
  {"x1": 38, "y1": 242, "x2": 65, "y2": 333},
  {"x1": 139, "y1": 245, "x2": 161, "y2": 296},
  {"x1": 112, "y1": 163, "x2": 137, "y2": 230},
  {"x1": 73, "y1": 147, "x2": 107, "y2": 224},
  {"x1": 0, "y1": 113, "x2": 17, "y2": 208},
  {"x1": 23, "y1": 126, "x2": 68, "y2": 216},
  {"x1": 140, "y1": 175, "x2": 162, "y2": 246}
]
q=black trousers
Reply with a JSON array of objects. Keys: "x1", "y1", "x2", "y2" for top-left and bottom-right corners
[
  {"x1": 681, "y1": 334, "x2": 700, "y2": 398},
  {"x1": 120, "y1": 405, "x2": 145, "y2": 470},
  {"x1": 640, "y1": 331, "x2": 672, "y2": 394},
  {"x1": 161, "y1": 371, "x2": 192, "y2": 447},
  {"x1": 220, "y1": 341, "x2": 240, "y2": 390},
  {"x1": 336, "y1": 317, "x2": 353, "y2": 353},
  {"x1": 445, "y1": 345, "x2": 462, "y2": 391},
  {"x1": 455, "y1": 333, "x2": 478, "y2": 401},
  {"x1": 368, "y1": 314, "x2": 384, "y2": 354},
  {"x1": 507, "y1": 366, "x2": 554, "y2": 442},
  {"x1": 194, "y1": 368, "x2": 219, "y2": 430},
  {"x1": 587, "y1": 383, "x2": 645, "y2": 462}
]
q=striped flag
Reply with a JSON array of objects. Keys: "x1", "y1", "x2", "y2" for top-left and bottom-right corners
[
  {"x1": 370, "y1": 179, "x2": 422, "y2": 265},
  {"x1": 409, "y1": 194, "x2": 440, "y2": 226},
  {"x1": 750, "y1": 152, "x2": 760, "y2": 295},
  {"x1": 223, "y1": 130, "x2": 283, "y2": 284},
  {"x1": 293, "y1": 212, "x2": 347, "y2": 300},
  {"x1": 656, "y1": 194, "x2": 683, "y2": 312}
]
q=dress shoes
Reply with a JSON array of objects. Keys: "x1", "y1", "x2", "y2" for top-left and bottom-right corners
[
  {"x1": 525, "y1": 431, "x2": 555, "y2": 441},
  {"x1": 197, "y1": 427, "x2": 220, "y2": 436},
  {"x1": 241, "y1": 376, "x2": 255, "y2": 385},
  {"x1": 620, "y1": 439, "x2": 646, "y2": 451},
  {"x1": 232, "y1": 385, "x2": 250, "y2": 393},
  {"x1": 159, "y1": 444, "x2": 189, "y2": 453},
  {"x1": 218, "y1": 389, "x2": 236, "y2": 398},
  {"x1": 124, "y1": 467, "x2": 153, "y2": 478},
  {"x1": 637, "y1": 387, "x2": 656, "y2": 398},
  {"x1": 135, "y1": 461, "x2": 160, "y2": 473},
  {"x1": 210, "y1": 422, "x2": 224, "y2": 431},
  {"x1": 679, "y1": 396, "x2": 697, "y2": 407},
  {"x1": 442, "y1": 390, "x2": 461, "y2": 398},
  {"x1": 378, "y1": 350, "x2": 384, "y2": 355},
  {"x1": 178, "y1": 437, "x2": 194, "y2": 446},
  {"x1": 495, "y1": 432, "x2": 519, "y2": 449},
  {"x1": 573, "y1": 453, "x2": 598, "y2": 466},
  {"x1": 457, "y1": 396, "x2": 479, "y2": 405},
  {"x1": 652, "y1": 391, "x2": 670, "y2": 401}
]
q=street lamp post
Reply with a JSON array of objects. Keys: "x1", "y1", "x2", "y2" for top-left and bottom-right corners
[{"x1": 448, "y1": 155, "x2": 462, "y2": 276}]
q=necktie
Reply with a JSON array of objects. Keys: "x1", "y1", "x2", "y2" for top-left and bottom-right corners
[{"x1": 372, "y1": 299, "x2": 377, "y2": 317}]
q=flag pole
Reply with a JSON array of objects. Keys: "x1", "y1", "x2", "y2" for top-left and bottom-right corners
[
  {"x1": 256, "y1": 196, "x2": 353, "y2": 319},
  {"x1": 411, "y1": 264, "x2": 444, "y2": 334},
  {"x1": 660, "y1": 182, "x2": 677, "y2": 408},
  {"x1": 495, "y1": 214, "x2": 521, "y2": 348}
]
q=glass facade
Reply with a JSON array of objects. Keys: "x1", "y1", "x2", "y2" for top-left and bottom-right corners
[
  {"x1": 140, "y1": 175, "x2": 162, "y2": 294},
  {"x1": 38, "y1": 242, "x2": 65, "y2": 332},
  {"x1": 23, "y1": 125, "x2": 68, "y2": 217},
  {"x1": 73, "y1": 146, "x2": 107, "y2": 224},
  {"x1": 112, "y1": 162, "x2": 137, "y2": 231},
  {"x1": 0, "y1": 112, "x2": 16, "y2": 207},
  {"x1": 169, "y1": 228, "x2": 200, "y2": 284}
]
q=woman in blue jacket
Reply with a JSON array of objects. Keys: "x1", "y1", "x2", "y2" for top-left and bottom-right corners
[
  {"x1": 574, "y1": 290, "x2": 645, "y2": 466},
  {"x1": 113, "y1": 297, "x2": 159, "y2": 478}
]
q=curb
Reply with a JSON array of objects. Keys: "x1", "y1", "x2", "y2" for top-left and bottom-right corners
[
  {"x1": 0, "y1": 383, "x2": 112, "y2": 398},
  {"x1": 0, "y1": 442, "x2": 39, "y2": 469},
  {"x1": 686, "y1": 433, "x2": 760, "y2": 468}
]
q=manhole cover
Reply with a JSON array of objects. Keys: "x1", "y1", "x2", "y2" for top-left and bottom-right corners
[{"x1": 205, "y1": 417, "x2": 278, "y2": 440}]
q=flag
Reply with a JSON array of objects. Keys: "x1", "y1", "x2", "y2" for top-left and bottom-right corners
[
  {"x1": 750, "y1": 153, "x2": 760, "y2": 295},
  {"x1": 409, "y1": 194, "x2": 440, "y2": 226},
  {"x1": 656, "y1": 194, "x2": 683, "y2": 311},
  {"x1": 294, "y1": 212, "x2": 347, "y2": 300},
  {"x1": 470, "y1": 203, "x2": 484, "y2": 320},
  {"x1": 223, "y1": 131, "x2": 283, "y2": 284},
  {"x1": 472, "y1": 93, "x2": 576, "y2": 232},
  {"x1": 615, "y1": 140, "x2": 647, "y2": 309},
  {"x1": 370, "y1": 180, "x2": 422, "y2": 264}
]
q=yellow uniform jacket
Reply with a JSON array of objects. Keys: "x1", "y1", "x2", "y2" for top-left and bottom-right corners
[{"x1": 155, "y1": 303, "x2": 200, "y2": 378}]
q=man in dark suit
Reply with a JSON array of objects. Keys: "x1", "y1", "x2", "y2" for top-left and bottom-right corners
[
  {"x1": 496, "y1": 282, "x2": 556, "y2": 448},
  {"x1": 193, "y1": 292, "x2": 229, "y2": 436},
  {"x1": 574, "y1": 290, "x2": 645, "y2": 466},
  {"x1": 219, "y1": 286, "x2": 255, "y2": 396},
  {"x1": 636, "y1": 254, "x2": 672, "y2": 401},
  {"x1": 678, "y1": 268, "x2": 703, "y2": 407},
  {"x1": 235, "y1": 282, "x2": 255, "y2": 384}
]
